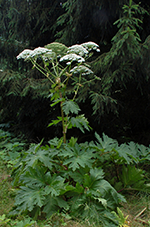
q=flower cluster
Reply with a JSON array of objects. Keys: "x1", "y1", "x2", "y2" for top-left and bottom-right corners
[
  {"x1": 67, "y1": 42, "x2": 100, "y2": 57},
  {"x1": 59, "y1": 53, "x2": 85, "y2": 64},
  {"x1": 29, "y1": 47, "x2": 52, "y2": 58},
  {"x1": 17, "y1": 42, "x2": 100, "y2": 63},
  {"x1": 81, "y1": 41, "x2": 100, "y2": 52},
  {"x1": 70, "y1": 65, "x2": 93, "y2": 75},
  {"x1": 67, "y1": 44, "x2": 88, "y2": 57},
  {"x1": 16, "y1": 49, "x2": 33, "y2": 60},
  {"x1": 16, "y1": 47, "x2": 53, "y2": 60}
]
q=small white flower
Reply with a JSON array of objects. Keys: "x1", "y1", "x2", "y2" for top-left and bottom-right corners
[
  {"x1": 96, "y1": 49, "x2": 100, "y2": 52},
  {"x1": 66, "y1": 62, "x2": 71, "y2": 65},
  {"x1": 70, "y1": 65, "x2": 93, "y2": 75},
  {"x1": 67, "y1": 44, "x2": 88, "y2": 57},
  {"x1": 59, "y1": 53, "x2": 85, "y2": 63},
  {"x1": 81, "y1": 41, "x2": 100, "y2": 53},
  {"x1": 16, "y1": 49, "x2": 33, "y2": 60}
]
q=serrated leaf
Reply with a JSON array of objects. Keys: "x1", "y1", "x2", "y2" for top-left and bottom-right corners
[
  {"x1": 73, "y1": 182, "x2": 84, "y2": 194},
  {"x1": 15, "y1": 186, "x2": 45, "y2": 212},
  {"x1": 83, "y1": 168, "x2": 105, "y2": 196},
  {"x1": 44, "y1": 172, "x2": 65, "y2": 196},
  {"x1": 120, "y1": 165, "x2": 149, "y2": 192},
  {"x1": 69, "y1": 114, "x2": 91, "y2": 133},
  {"x1": 69, "y1": 194, "x2": 118, "y2": 227},
  {"x1": 15, "y1": 218, "x2": 35, "y2": 227},
  {"x1": 48, "y1": 137, "x2": 63, "y2": 150},
  {"x1": 63, "y1": 100, "x2": 81, "y2": 115},
  {"x1": 116, "y1": 144, "x2": 133, "y2": 164},
  {"x1": 24, "y1": 149, "x2": 53, "y2": 170},
  {"x1": 60, "y1": 143, "x2": 95, "y2": 171},
  {"x1": 20, "y1": 166, "x2": 47, "y2": 187},
  {"x1": 95, "y1": 132, "x2": 118, "y2": 151}
]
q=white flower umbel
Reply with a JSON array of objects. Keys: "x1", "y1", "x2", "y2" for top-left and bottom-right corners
[
  {"x1": 59, "y1": 53, "x2": 85, "y2": 63},
  {"x1": 70, "y1": 65, "x2": 93, "y2": 75},
  {"x1": 67, "y1": 44, "x2": 88, "y2": 57},
  {"x1": 29, "y1": 47, "x2": 52, "y2": 58},
  {"x1": 16, "y1": 47, "x2": 53, "y2": 61},
  {"x1": 16, "y1": 49, "x2": 33, "y2": 60},
  {"x1": 81, "y1": 41, "x2": 100, "y2": 52}
]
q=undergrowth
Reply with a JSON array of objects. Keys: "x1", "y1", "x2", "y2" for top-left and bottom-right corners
[{"x1": 1, "y1": 129, "x2": 150, "y2": 226}]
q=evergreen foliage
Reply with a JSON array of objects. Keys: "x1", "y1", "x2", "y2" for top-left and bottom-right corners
[
  {"x1": 0, "y1": 0, "x2": 63, "y2": 46},
  {"x1": 0, "y1": 0, "x2": 150, "y2": 144},
  {"x1": 82, "y1": 0, "x2": 150, "y2": 143},
  {"x1": 54, "y1": 0, "x2": 130, "y2": 45}
]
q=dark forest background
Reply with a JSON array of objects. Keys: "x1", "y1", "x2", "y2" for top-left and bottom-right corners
[{"x1": 1, "y1": 0, "x2": 150, "y2": 145}]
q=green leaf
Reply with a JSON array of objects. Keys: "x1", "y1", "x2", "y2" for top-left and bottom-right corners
[
  {"x1": 69, "y1": 114, "x2": 91, "y2": 133},
  {"x1": 69, "y1": 167, "x2": 88, "y2": 184},
  {"x1": 24, "y1": 148, "x2": 53, "y2": 170},
  {"x1": 48, "y1": 116, "x2": 62, "y2": 127},
  {"x1": 93, "y1": 197, "x2": 107, "y2": 209},
  {"x1": 83, "y1": 168, "x2": 105, "y2": 197},
  {"x1": 115, "y1": 143, "x2": 134, "y2": 164},
  {"x1": 68, "y1": 137, "x2": 78, "y2": 147},
  {"x1": 15, "y1": 186, "x2": 45, "y2": 212},
  {"x1": 28, "y1": 140, "x2": 44, "y2": 154},
  {"x1": 44, "y1": 172, "x2": 65, "y2": 196},
  {"x1": 43, "y1": 195, "x2": 69, "y2": 217},
  {"x1": 60, "y1": 143, "x2": 95, "y2": 171},
  {"x1": 15, "y1": 218, "x2": 36, "y2": 227},
  {"x1": 95, "y1": 132, "x2": 118, "y2": 151},
  {"x1": 51, "y1": 98, "x2": 65, "y2": 107},
  {"x1": 69, "y1": 194, "x2": 118, "y2": 227},
  {"x1": 63, "y1": 100, "x2": 81, "y2": 115},
  {"x1": 120, "y1": 165, "x2": 150, "y2": 192},
  {"x1": 20, "y1": 166, "x2": 47, "y2": 187}
]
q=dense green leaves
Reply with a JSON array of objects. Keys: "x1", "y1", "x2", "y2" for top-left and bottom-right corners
[
  {"x1": 10, "y1": 130, "x2": 150, "y2": 225},
  {"x1": 60, "y1": 143, "x2": 95, "y2": 171}
]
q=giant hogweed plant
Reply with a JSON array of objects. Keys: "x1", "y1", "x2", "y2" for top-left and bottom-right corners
[
  {"x1": 13, "y1": 41, "x2": 150, "y2": 226},
  {"x1": 17, "y1": 41, "x2": 100, "y2": 143},
  {"x1": 14, "y1": 42, "x2": 124, "y2": 226}
]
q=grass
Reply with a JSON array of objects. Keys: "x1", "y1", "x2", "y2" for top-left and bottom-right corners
[
  {"x1": 0, "y1": 162, "x2": 14, "y2": 216},
  {"x1": 121, "y1": 193, "x2": 150, "y2": 226},
  {"x1": 1, "y1": 160, "x2": 150, "y2": 227}
]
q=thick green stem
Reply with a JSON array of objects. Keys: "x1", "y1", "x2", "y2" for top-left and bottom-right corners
[
  {"x1": 59, "y1": 90, "x2": 66, "y2": 143},
  {"x1": 60, "y1": 100, "x2": 66, "y2": 143}
]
